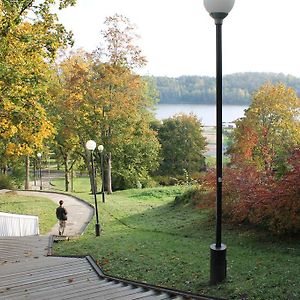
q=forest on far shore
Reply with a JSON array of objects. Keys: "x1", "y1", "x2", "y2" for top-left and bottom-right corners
[{"x1": 151, "y1": 72, "x2": 300, "y2": 105}]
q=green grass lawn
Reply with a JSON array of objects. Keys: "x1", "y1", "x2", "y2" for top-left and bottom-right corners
[
  {"x1": 51, "y1": 182, "x2": 300, "y2": 300},
  {"x1": 0, "y1": 192, "x2": 57, "y2": 234},
  {"x1": 50, "y1": 176, "x2": 91, "y2": 193}
]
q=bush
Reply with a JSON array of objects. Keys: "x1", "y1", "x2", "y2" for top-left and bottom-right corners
[
  {"x1": 204, "y1": 149, "x2": 300, "y2": 234},
  {"x1": 10, "y1": 165, "x2": 25, "y2": 188},
  {"x1": 154, "y1": 172, "x2": 204, "y2": 187},
  {"x1": 153, "y1": 175, "x2": 184, "y2": 186},
  {"x1": 0, "y1": 174, "x2": 16, "y2": 190},
  {"x1": 173, "y1": 185, "x2": 213, "y2": 208},
  {"x1": 112, "y1": 172, "x2": 157, "y2": 191}
]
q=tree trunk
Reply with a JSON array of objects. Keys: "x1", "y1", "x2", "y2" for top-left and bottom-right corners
[
  {"x1": 33, "y1": 159, "x2": 37, "y2": 186},
  {"x1": 2, "y1": 165, "x2": 8, "y2": 174},
  {"x1": 25, "y1": 155, "x2": 30, "y2": 190},
  {"x1": 70, "y1": 167, "x2": 74, "y2": 192},
  {"x1": 64, "y1": 154, "x2": 69, "y2": 192},
  {"x1": 106, "y1": 152, "x2": 112, "y2": 194}
]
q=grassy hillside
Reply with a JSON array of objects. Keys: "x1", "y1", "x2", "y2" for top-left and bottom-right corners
[{"x1": 52, "y1": 183, "x2": 300, "y2": 300}]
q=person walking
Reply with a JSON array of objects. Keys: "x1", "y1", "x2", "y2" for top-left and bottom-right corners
[{"x1": 56, "y1": 200, "x2": 67, "y2": 236}]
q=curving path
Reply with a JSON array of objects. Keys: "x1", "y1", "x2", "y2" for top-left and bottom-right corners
[{"x1": 16, "y1": 191, "x2": 94, "y2": 236}]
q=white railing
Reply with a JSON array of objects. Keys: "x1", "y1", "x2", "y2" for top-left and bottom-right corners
[{"x1": 0, "y1": 212, "x2": 39, "y2": 236}]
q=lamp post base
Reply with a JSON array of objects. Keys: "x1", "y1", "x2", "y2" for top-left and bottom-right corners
[
  {"x1": 210, "y1": 243, "x2": 227, "y2": 284},
  {"x1": 95, "y1": 223, "x2": 101, "y2": 236}
]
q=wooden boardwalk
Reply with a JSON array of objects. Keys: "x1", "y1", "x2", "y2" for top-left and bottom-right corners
[{"x1": 0, "y1": 236, "x2": 217, "y2": 300}]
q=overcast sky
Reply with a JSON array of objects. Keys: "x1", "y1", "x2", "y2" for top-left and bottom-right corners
[{"x1": 57, "y1": 0, "x2": 300, "y2": 77}]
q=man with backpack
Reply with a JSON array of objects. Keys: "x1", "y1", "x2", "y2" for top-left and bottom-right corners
[{"x1": 56, "y1": 200, "x2": 67, "y2": 236}]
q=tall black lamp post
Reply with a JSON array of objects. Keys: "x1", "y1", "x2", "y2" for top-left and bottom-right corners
[
  {"x1": 86, "y1": 140, "x2": 100, "y2": 236},
  {"x1": 203, "y1": 0, "x2": 235, "y2": 284},
  {"x1": 37, "y1": 152, "x2": 42, "y2": 191},
  {"x1": 98, "y1": 145, "x2": 105, "y2": 203}
]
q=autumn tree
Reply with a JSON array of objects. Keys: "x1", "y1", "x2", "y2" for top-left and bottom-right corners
[
  {"x1": 50, "y1": 50, "x2": 94, "y2": 191},
  {"x1": 0, "y1": 0, "x2": 76, "y2": 188},
  {"x1": 228, "y1": 83, "x2": 300, "y2": 175},
  {"x1": 51, "y1": 14, "x2": 160, "y2": 192},
  {"x1": 206, "y1": 83, "x2": 300, "y2": 234},
  {"x1": 157, "y1": 114, "x2": 207, "y2": 176},
  {"x1": 90, "y1": 14, "x2": 159, "y2": 191}
]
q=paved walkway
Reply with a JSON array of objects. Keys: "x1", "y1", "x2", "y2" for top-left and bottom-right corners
[{"x1": 16, "y1": 191, "x2": 94, "y2": 236}]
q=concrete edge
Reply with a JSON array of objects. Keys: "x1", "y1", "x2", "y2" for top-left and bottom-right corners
[{"x1": 85, "y1": 255, "x2": 225, "y2": 300}]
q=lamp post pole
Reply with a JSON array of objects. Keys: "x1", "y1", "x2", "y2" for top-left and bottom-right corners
[
  {"x1": 86, "y1": 140, "x2": 100, "y2": 237},
  {"x1": 98, "y1": 145, "x2": 105, "y2": 203},
  {"x1": 203, "y1": 0, "x2": 235, "y2": 284},
  {"x1": 37, "y1": 152, "x2": 42, "y2": 191},
  {"x1": 216, "y1": 16, "x2": 223, "y2": 250}
]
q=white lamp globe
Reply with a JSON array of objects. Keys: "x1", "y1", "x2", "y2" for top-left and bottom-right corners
[
  {"x1": 86, "y1": 140, "x2": 96, "y2": 151},
  {"x1": 37, "y1": 152, "x2": 42, "y2": 158},
  {"x1": 98, "y1": 145, "x2": 104, "y2": 152},
  {"x1": 204, "y1": 0, "x2": 235, "y2": 14}
]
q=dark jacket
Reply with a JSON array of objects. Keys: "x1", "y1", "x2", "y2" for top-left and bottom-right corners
[{"x1": 56, "y1": 206, "x2": 67, "y2": 221}]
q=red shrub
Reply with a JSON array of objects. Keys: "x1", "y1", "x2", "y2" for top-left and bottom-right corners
[{"x1": 203, "y1": 149, "x2": 300, "y2": 234}]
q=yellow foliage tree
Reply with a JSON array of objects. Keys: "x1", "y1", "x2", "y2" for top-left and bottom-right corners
[
  {"x1": 229, "y1": 83, "x2": 300, "y2": 175},
  {"x1": 0, "y1": 0, "x2": 76, "y2": 187}
]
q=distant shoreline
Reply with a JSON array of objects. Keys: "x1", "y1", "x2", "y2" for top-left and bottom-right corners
[
  {"x1": 154, "y1": 103, "x2": 248, "y2": 126},
  {"x1": 150, "y1": 72, "x2": 300, "y2": 106},
  {"x1": 157, "y1": 102, "x2": 246, "y2": 106}
]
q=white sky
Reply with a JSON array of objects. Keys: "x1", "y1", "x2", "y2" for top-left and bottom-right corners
[{"x1": 57, "y1": 0, "x2": 300, "y2": 77}]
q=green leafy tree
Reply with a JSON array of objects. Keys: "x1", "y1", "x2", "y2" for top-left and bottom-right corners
[
  {"x1": 54, "y1": 46, "x2": 160, "y2": 191},
  {"x1": 90, "y1": 14, "x2": 159, "y2": 191},
  {"x1": 157, "y1": 114, "x2": 207, "y2": 176}
]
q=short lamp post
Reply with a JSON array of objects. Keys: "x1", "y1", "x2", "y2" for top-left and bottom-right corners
[
  {"x1": 98, "y1": 145, "x2": 105, "y2": 203},
  {"x1": 86, "y1": 140, "x2": 100, "y2": 237},
  {"x1": 37, "y1": 152, "x2": 42, "y2": 191},
  {"x1": 203, "y1": 0, "x2": 235, "y2": 284}
]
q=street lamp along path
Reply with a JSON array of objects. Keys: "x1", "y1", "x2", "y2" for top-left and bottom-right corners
[
  {"x1": 203, "y1": 0, "x2": 235, "y2": 285},
  {"x1": 86, "y1": 140, "x2": 100, "y2": 236},
  {"x1": 97, "y1": 145, "x2": 105, "y2": 203}
]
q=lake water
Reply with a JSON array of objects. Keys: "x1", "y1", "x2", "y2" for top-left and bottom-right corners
[{"x1": 155, "y1": 104, "x2": 248, "y2": 126}]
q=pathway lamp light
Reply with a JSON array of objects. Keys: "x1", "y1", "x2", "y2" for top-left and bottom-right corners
[
  {"x1": 97, "y1": 145, "x2": 105, "y2": 203},
  {"x1": 86, "y1": 140, "x2": 100, "y2": 236},
  {"x1": 203, "y1": 0, "x2": 235, "y2": 284}
]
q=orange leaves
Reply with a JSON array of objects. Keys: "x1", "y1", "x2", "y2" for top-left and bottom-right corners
[
  {"x1": 218, "y1": 84, "x2": 300, "y2": 234},
  {"x1": 229, "y1": 83, "x2": 300, "y2": 174}
]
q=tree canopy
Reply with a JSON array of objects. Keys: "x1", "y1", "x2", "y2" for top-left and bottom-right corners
[
  {"x1": 0, "y1": 0, "x2": 75, "y2": 168},
  {"x1": 228, "y1": 83, "x2": 300, "y2": 175},
  {"x1": 51, "y1": 14, "x2": 160, "y2": 191},
  {"x1": 156, "y1": 114, "x2": 207, "y2": 176}
]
